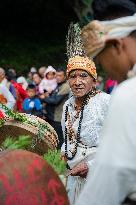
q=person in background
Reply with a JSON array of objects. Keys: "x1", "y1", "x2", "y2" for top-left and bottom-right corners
[
  {"x1": 0, "y1": 68, "x2": 16, "y2": 99},
  {"x1": 8, "y1": 68, "x2": 17, "y2": 81},
  {"x1": 43, "y1": 67, "x2": 70, "y2": 149},
  {"x1": 6, "y1": 70, "x2": 28, "y2": 112},
  {"x1": 38, "y1": 66, "x2": 46, "y2": 78},
  {"x1": 76, "y1": 1, "x2": 136, "y2": 204},
  {"x1": 92, "y1": 0, "x2": 136, "y2": 21},
  {"x1": 17, "y1": 76, "x2": 28, "y2": 90},
  {"x1": 96, "y1": 75, "x2": 104, "y2": 91},
  {"x1": 39, "y1": 65, "x2": 57, "y2": 95},
  {"x1": 105, "y1": 78, "x2": 118, "y2": 94},
  {"x1": 30, "y1": 66, "x2": 37, "y2": 74},
  {"x1": 0, "y1": 68, "x2": 8, "y2": 86},
  {"x1": 0, "y1": 84, "x2": 15, "y2": 110},
  {"x1": 23, "y1": 84, "x2": 42, "y2": 117},
  {"x1": 32, "y1": 73, "x2": 41, "y2": 96},
  {"x1": 27, "y1": 72, "x2": 33, "y2": 84}
]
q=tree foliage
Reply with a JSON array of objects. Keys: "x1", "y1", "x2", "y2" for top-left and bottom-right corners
[{"x1": 0, "y1": 0, "x2": 94, "y2": 74}]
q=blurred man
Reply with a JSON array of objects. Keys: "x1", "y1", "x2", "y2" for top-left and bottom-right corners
[
  {"x1": 38, "y1": 66, "x2": 46, "y2": 78},
  {"x1": 92, "y1": 0, "x2": 136, "y2": 20},
  {"x1": 0, "y1": 84, "x2": 15, "y2": 110},
  {"x1": 75, "y1": 1, "x2": 136, "y2": 205},
  {"x1": 0, "y1": 67, "x2": 16, "y2": 99},
  {"x1": 6, "y1": 70, "x2": 28, "y2": 112},
  {"x1": 43, "y1": 68, "x2": 70, "y2": 149},
  {"x1": 0, "y1": 67, "x2": 8, "y2": 87},
  {"x1": 30, "y1": 66, "x2": 37, "y2": 74},
  {"x1": 32, "y1": 73, "x2": 41, "y2": 96}
]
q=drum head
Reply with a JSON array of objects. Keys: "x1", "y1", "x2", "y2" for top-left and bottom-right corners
[{"x1": 0, "y1": 149, "x2": 69, "y2": 205}]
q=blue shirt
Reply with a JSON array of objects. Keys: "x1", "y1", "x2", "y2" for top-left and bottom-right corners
[{"x1": 23, "y1": 97, "x2": 42, "y2": 111}]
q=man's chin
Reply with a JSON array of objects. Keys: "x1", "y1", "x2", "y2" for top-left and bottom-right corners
[{"x1": 74, "y1": 92, "x2": 86, "y2": 98}]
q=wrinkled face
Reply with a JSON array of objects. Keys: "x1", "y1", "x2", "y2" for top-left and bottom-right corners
[
  {"x1": 56, "y1": 71, "x2": 65, "y2": 83},
  {"x1": 68, "y1": 70, "x2": 95, "y2": 98},
  {"x1": 95, "y1": 39, "x2": 131, "y2": 83},
  {"x1": 27, "y1": 89, "x2": 36, "y2": 98},
  {"x1": 46, "y1": 72, "x2": 55, "y2": 80},
  {"x1": 33, "y1": 74, "x2": 41, "y2": 85}
]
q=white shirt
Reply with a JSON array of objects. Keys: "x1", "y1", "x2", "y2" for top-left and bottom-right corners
[
  {"x1": 1, "y1": 78, "x2": 8, "y2": 86},
  {"x1": 76, "y1": 76, "x2": 136, "y2": 205},
  {"x1": 0, "y1": 84, "x2": 15, "y2": 110}
]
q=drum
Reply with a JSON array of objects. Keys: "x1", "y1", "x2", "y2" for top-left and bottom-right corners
[
  {"x1": 0, "y1": 149, "x2": 70, "y2": 205},
  {"x1": 0, "y1": 113, "x2": 59, "y2": 155}
]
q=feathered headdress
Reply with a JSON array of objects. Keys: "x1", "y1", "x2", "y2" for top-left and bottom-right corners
[
  {"x1": 66, "y1": 22, "x2": 97, "y2": 79},
  {"x1": 66, "y1": 22, "x2": 85, "y2": 59}
]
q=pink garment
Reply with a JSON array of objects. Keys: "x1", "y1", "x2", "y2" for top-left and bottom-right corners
[
  {"x1": 105, "y1": 79, "x2": 118, "y2": 92},
  {"x1": 39, "y1": 66, "x2": 57, "y2": 93}
]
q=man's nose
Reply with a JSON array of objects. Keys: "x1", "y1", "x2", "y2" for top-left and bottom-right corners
[{"x1": 74, "y1": 76, "x2": 82, "y2": 85}]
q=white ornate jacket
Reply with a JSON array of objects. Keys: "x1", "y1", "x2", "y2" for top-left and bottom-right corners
[{"x1": 61, "y1": 92, "x2": 111, "y2": 169}]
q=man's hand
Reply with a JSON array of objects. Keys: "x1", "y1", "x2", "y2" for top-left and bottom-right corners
[
  {"x1": 40, "y1": 92, "x2": 49, "y2": 99},
  {"x1": 67, "y1": 162, "x2": 88, "y2": 178},
  {"x1": 60, "y1": 152, "x2": 67, "y2": 162}
]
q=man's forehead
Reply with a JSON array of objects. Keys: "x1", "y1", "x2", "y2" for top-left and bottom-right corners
[
  {"x1": 70, "y1": 70, "x2": 88, "y2": 75},
  {"x1": 57, "y1": 71, "x2": 65, "y2": 74}
]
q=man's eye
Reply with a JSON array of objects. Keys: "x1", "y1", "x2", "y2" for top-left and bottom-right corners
[
  {"x1": 80, "y1": 73, "x2": 88, "y2": 77},
  {"x1": 69, "y1": 73, "x2": 75, "y2": 79}
]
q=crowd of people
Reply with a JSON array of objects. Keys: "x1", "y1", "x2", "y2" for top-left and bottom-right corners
[
  {"x1": 0, "y1": 65, "x2": 70, "y2": 149},
  {"x1": 0, "y1": 63, "x2": 116, "y2": 150}
]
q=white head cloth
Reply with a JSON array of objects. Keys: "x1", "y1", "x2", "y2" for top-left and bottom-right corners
[
  {"x1": 17, "y1": 76, "x2": 28, "y2": 90},
  {"x1": 81, "y1": 13, "x2": 136, "y2": 58}
]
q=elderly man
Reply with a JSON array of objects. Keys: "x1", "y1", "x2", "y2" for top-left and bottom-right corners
[
  {"x1": 38, "y1": 66, "x2": 47, "y2": 78},
  {"x1": 0, "y1": 67, "x2": 16, "y2": 99},
  {"x1": 75, "y1": 1, "x2": 136, "y2": 205},
  {"x1": 0, "y1": 84, "x2": 15, "y2": 110},
  {"x1": 0, "y1": 67, "x2": 10, "y2": 87}
]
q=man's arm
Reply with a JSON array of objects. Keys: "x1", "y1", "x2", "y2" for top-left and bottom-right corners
[
  {"x1": 44, "y1": 83, "x2": 70, "y2": 105},
  {"x1": 44, "y1": 94, "x2": 66, "y2": 105},
  {"x1": 35, "y1": 99, "x2": 42, "y2": 110}
]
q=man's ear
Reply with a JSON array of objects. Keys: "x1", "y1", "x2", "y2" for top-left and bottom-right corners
[
  {"x1": 92, "y1": 79, "x2": 97, "y2": 88},
  {"x1": 106, "y1": 38, "x2": 123, "y2": 55}
]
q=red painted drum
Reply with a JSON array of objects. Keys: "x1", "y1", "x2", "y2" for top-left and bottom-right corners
[{"x1": 0, "y1": 149, "x2": 69, "y2": 205}]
